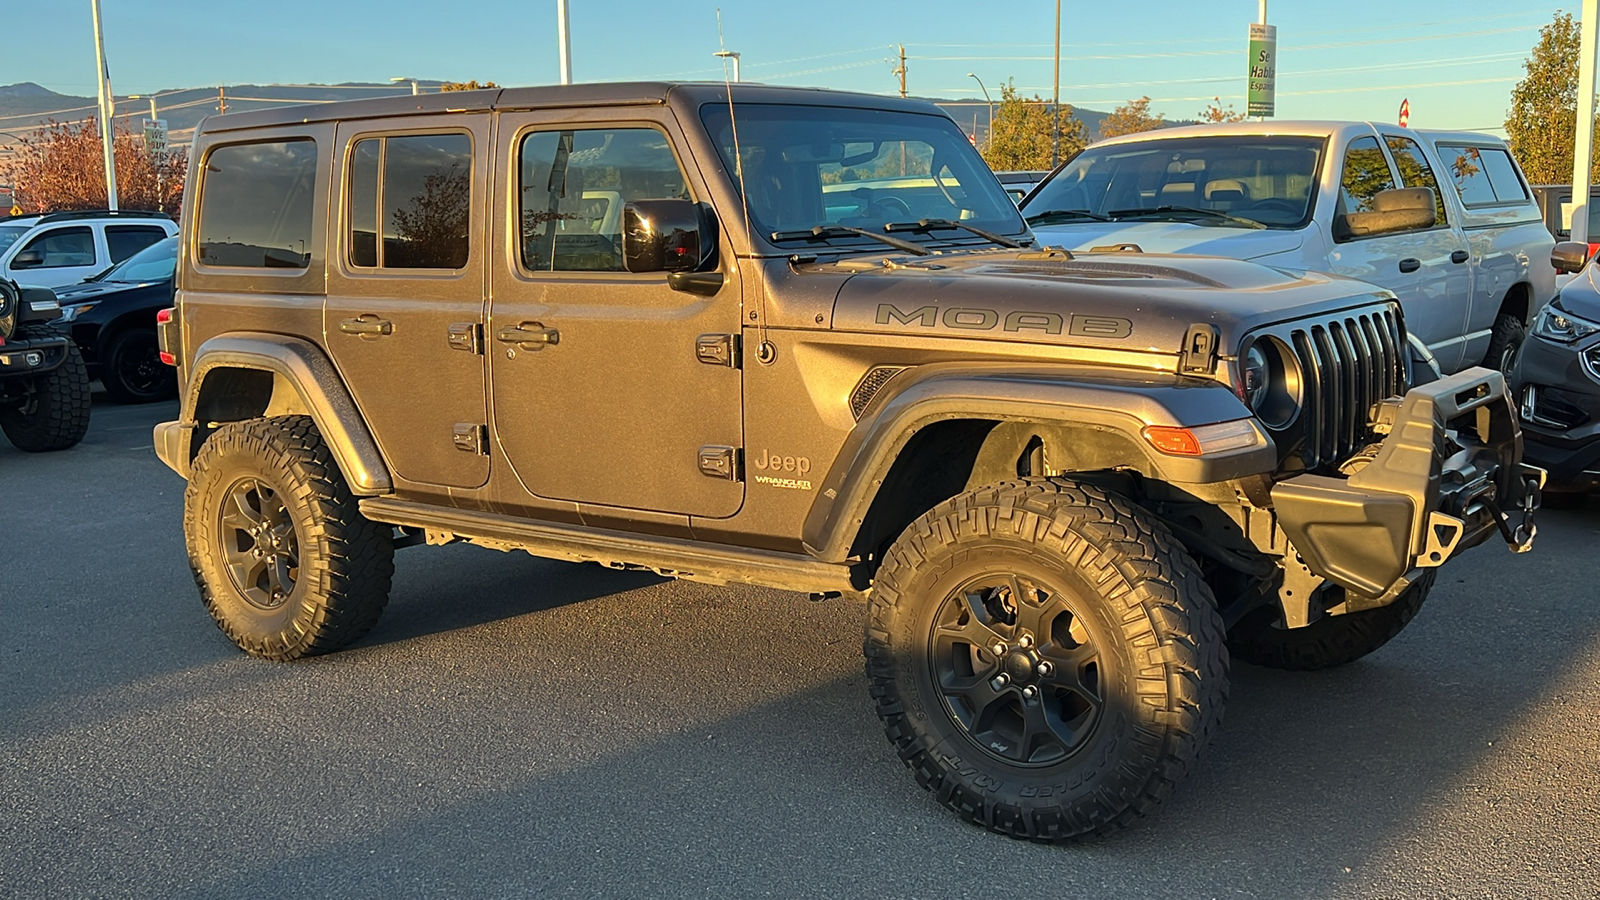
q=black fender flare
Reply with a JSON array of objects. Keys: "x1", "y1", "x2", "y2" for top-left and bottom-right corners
[
  {"x1": 175, "y1": 332, "x2": 391, "y2": 495},
  {"x1": 800, "y1": 364, "x2": 1273, "y2": 563}
]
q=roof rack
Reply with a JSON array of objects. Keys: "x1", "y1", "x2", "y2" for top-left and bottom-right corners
[{"x1": 0, "y1": 209, "x2": 173, "y2": 225}]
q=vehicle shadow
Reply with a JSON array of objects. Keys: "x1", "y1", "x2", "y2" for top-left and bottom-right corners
[{"x1": 21, "y1": 509, "x2": 1585, "y2": 900}]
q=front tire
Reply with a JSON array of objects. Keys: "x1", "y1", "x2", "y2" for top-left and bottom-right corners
[
  {"x1": 184, "y1": 416, "x2": 394, "y2": 660},
  {"x1": 0, "y1": 339, "x2": 91, "y2": 452},
  {"x1": 1483, "y1": 313, "x2": 1526, "y2": 373},
  {"x1": 1226, "y1": 571, "x2": 1435, "y2": 671},
  {"x1": 864, "y1": 479, "x2": 1229, "y2": 841}
]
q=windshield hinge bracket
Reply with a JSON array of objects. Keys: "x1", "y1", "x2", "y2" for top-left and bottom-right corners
[{"x1": 1179, "y1": 323, "x2": 1221, "y2": 376}]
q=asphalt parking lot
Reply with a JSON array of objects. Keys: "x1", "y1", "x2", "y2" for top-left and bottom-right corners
[{"x1": 3, "y1": 396, "x2": 1598, "y2": 899}]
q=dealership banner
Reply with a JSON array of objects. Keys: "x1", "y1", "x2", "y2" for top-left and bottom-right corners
[{"x1": 1248, "y1": 23, "x2": 1276, "y2": 117}]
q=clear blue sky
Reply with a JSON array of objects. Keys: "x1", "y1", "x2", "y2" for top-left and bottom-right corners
[{"x1": 0, "y1": 1, "x2": 1575, "y2": 134}]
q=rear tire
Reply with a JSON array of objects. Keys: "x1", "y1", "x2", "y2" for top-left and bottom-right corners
[
  {"x1": 101, "y1": 327, "x2": 176, "y2": 403},
  {"x1": 184, "y1": 415, "x2": 394, "y2": 660},
  {"x1": 0, "y1": 338, "x2": 91, "y2": 452},
  {"x1": 1226, "y1": 571, "x2": 1435, "y2": 671},
  {"x1": 865, "y1": 478, "x2": 1228, "y2": 841}
]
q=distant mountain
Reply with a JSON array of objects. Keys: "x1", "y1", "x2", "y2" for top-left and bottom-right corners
[{"x1": 0, "y1": 82, "x2": 1117, "y2": 152}]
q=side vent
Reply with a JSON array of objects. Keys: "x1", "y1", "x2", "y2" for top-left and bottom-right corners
[{"x1": 850, "y1": 366, "x2": 909, "y2": 420}]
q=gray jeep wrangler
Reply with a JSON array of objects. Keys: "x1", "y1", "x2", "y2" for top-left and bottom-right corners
[
  {"x1": 0, "y1": 279, "x2": 90, "y2": 452},
  {"x1": 153, "y1": 84, "x2": 1541, "y2": 841}
]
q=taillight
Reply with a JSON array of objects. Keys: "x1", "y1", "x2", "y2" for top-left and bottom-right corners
[
  {"x1": 159, "y1": 351, "x2": 176, "y2": 366},
  {"x1": 155, "y1": 307, "x2": 173, "y2": 324},
  {"x1": 156, "y1": 306, "x2": 177, "y2": 365}
]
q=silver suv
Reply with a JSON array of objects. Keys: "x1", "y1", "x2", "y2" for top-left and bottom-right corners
[{"x1": 0, "y1": 210, "x2": 177, "y2": 289}]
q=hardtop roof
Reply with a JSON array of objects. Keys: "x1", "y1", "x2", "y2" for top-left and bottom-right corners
[{"x1": 194, "y1": 82, "x2": 947, "y2": 135}]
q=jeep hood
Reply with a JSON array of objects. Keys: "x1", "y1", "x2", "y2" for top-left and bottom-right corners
[
  {"x1": 1027, "y1": 221, "x2": 1303, "y2": 260},
  {"x1": 821, "y1": 250, "x2": 1391, "y2": 356}
]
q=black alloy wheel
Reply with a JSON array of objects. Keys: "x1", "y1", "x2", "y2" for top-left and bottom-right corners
[
  {"x1": 102, "y1": 328, "x2": 177, "y2": 403},
  {"x1": 217, "y1": 477, "x2": 300, "y2": 611},
  {"x1": 930, "y1": 572, "x2": 1104, "y2": 766}
]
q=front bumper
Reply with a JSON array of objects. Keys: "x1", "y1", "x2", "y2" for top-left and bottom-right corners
[
  {"x1": 0, "y1": 332, "x2": 71, "y2": 379},
  {"x1": 1270, "y1": 367, "x2": 1541, "y2": 610},
  {"x1": 1511, "y1": 331, "x2": 1600, "y2": 492}
]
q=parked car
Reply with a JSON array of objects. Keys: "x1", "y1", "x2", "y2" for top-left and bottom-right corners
[
  {"x1": 0, "y1": 209, "x2": 176, "y2": 290},
  {"x1": 55, "y1": 235, "x2": 178, "y2": 403},
  {"x1": 1511, "y1": 241, "x2": 1600, "y2": 494},
  {"x1": 152, "y1": 83, "x2": 1538, "y2": 842},
  {"x1": 994, "y1": 169, "x2": 1050, "y2": 203},
  {"x1": 1021, "y1": 122, "x2": 1555, "y2": 375},
  {"x1": 0, "y1": 279, "x2": 90, "y2": 451}
]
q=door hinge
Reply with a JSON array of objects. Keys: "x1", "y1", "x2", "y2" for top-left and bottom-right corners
[
  {"x1": 453, "y1": 423, "x2": 488, "y2": 455},
  {"x1": 695, "y1": 333, "x2": 741, "y2": 368},
  {"x1": 1179, "y1": 323, "x2": 1220, "y2": 375},
  {"x1": 447, "y1": 322, "x2": 483, "y2": 354},
  {"x1": 698, "y1": 445, "x2": 741, "y2": 481}
]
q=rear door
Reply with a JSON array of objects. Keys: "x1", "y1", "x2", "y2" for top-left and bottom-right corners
[
  {"x1": 7, "y1": 225, "x2": 102, "y2": 288},
  {"x1": 325, "y1": 116, "x2": 492, "y2": 491},
  {"x1": 487, "y1": 109, "x2": 744, "y2": 518}
]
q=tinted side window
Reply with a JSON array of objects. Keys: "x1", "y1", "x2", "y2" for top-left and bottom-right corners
[
  {"x1": 347, "y1": 133, "x2": 471, "y2": 270},
  {"x1": 1479, "y1": 148, "x2": 1529, "y2": 202},
  {"x1": 198, "y1": 140, "x2": 316, "y2": 268},
  {"x1": 518, "y1": 128, "x2": 689, "y2": 272},
  {"x1": 1439, "y1": 146, "x2": 1498, "y2": 206},
  {"x1": 1384, "y1": 136, "x2": 1448, "y2": 226},
  {"x1": 19, "y1": 226, "x2": 96, "y2": 268},
  {"x1": 106, "y1": 225, "x2": 169, "y2": 262},
  {"x1": 1340, "y1": 136, "x2": 1395, "y2": 214}
]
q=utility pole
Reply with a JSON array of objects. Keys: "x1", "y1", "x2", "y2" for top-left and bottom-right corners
[
  {"x1": 714, "y1": 50, "x2": 741, "y2": 83},
  {"x1": 217, "y1": 86, "x2": 228, "y2": 114},
  {"x1": 895, "y1": 45, "x2": 907, "y2": 98},
  {"x1": 557, "y1": 0, "x2": 573, "y2": 85},
  {"x1": 1051, "y1": 0, "x2": 1061, "y2": 168},
  {"x1": 1574, "y1": 0, "x2": 1598, "y2": 246},
  {"x1": 91, "y1": 0, "x2": 118, "y2": 210}
]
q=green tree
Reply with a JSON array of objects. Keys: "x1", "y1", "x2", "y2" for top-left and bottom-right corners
[
  {"x1": 981, "y1": 80, "x2": 1087, "y2": 171},
  {"x1": 1100, "y1": 96, "x2": 1165, "y2": 139},
  {"x1": 1505, "y1": 12, "x2": 1600, "y2": 184}
]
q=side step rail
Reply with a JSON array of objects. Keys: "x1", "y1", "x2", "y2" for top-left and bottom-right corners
[{"x1": 359, "y1": 497, "x2": 858, "y2": 595}]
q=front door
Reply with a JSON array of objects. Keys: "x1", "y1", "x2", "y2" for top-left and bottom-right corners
[
  {"x1": 488, "y1": 111, "x2": 744, "y2": 518},
  {"x1": 325, "y1": 116, "x2": 491, "y2": 490},
  {"x1": 1327, "y1": 134, "x2": 1472, "y2": 373}
]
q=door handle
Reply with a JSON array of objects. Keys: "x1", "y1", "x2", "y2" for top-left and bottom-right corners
[
  {"x1": 339, "y1": 315, "x2": 393, "y2": 338},
  {"x1": 1451, "y1": 249, "x2": 1470, "y2": 264},
  {"x1": 496, "y1": 322, "x2": 560, "y2": 351},
  {"x1": 1398, "y1": 258, "x2": 1421, "y2": 273}
]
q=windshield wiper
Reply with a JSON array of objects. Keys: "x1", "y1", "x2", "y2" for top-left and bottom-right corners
[
  {"x1": 1106, "y1": 205, "x2": 1265, "y2": 229},
  {"x1": 1023, "y1": 208, "x2": 1113, "y2": 225},
  {"x1": 884, "y1": 218, "x2": 1025, "y2": 249},
  {"x1": 770, "y1": 224, "x2": 931, "y2": 256}
]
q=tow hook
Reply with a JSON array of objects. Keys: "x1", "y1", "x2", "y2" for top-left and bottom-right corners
[{"x1": 1487, "y1": 473, "x2": 1541, "y2": 554}]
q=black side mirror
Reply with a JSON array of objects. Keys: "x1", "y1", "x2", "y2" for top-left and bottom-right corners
[
  {"x1": 1552, "y1": 240, "x2": 1591, "y2": 274},
  {"x1": 623, "y1": 199, "x2": 713, "y2": 273},
  {"x1": 1336, "y1": 187, "x2": 1437, "y2": 240},
  {"x1": 11, "y1": 249, "x2": 44, "y2": 269}
]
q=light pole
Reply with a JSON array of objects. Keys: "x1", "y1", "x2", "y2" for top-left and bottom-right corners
[
  {"x1": 1051, "y1": 0, "x2": 1062, "y2": 168},
  {"x1": 91, "y1": 0, "x2": 118, "y2": 210},
  {"x1": 967, "y1": 73, "x2": 992, "y2": 146},
  {"x1": 557, "y1": 0, "x2": 572, "y2": 84},
  {"x1": 714, "y1": 50, "x2": 741, "y2": 83},
  {"x1": 390, "y1": 77, "x2": 419, "y2": 95}
]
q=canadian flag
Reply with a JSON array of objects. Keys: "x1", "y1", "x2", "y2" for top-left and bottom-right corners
[{"x1": 1399, "y1": 98, "x2": 1410, "y2": 128}]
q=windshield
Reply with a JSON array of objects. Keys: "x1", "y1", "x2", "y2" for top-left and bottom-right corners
[
  {"x1": 0, "y1": 225, "x2": 28, "y2": 254},
  {"x1": 98, "y1": 235, "x2": 177, "y2": 283},
  {"x1": 700, "y1": 103, "x2": 1026, "y2": 250},
  {"x1": 1023, "y1": 135, "x2": 1327, "y2": 230}
]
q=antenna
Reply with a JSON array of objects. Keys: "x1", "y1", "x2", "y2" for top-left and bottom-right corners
[{"x1": 716, "y1": 8, "x2": 768, "y2": 353}]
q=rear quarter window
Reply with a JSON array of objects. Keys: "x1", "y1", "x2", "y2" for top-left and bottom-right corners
[
  {"x1": 198, "y1": 140, "x2": 317, "y2": 268},
  {"x1": 1438, "y1": 144, "x2": 1529, "y2": 207}
]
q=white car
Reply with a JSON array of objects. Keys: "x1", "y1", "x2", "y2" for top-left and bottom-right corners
[
  {"x1": 1022, "y1": 121, "x2": 1555, "y2": 375},
  {"x1": 0, "y1": 210, "x2": 177, "y2": 289}
]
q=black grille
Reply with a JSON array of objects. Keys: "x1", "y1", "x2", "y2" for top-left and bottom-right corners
[
  {"x1": 1257, "y1": 305, "x2": 1406, "y2": 471},
  {"x1": 850, "y1": 366, "x2": 908, "y2": 419}
]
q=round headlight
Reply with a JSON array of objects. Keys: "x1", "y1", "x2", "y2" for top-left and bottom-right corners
[{"x1": 1239, "y1": 338, "x2": 1303, "y2": 431}]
